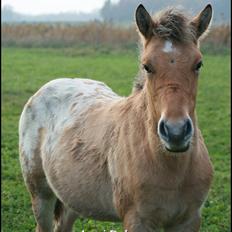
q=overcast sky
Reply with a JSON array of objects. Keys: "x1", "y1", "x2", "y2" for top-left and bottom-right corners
[{"x1": 2, "y1": 0, "x2": 119, "y2": 15}]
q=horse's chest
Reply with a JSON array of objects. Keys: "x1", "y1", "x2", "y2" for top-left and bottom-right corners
[{"x1": 138, "y1": 187, "x2": 188, "y2": 225}]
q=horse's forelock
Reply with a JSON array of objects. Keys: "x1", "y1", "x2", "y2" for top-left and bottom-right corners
[{"x1": 152, "y1": 8, "x2": 197, "y2": 43}]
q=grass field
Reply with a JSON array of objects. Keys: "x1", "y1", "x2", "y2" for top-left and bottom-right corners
[{"x1": 2, "y1": 47, "x2": 230, "y2": 231}]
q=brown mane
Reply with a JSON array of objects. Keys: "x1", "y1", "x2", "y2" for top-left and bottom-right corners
[{"x1": 133, "y1": 7, "x2": 197, "y2": 92}]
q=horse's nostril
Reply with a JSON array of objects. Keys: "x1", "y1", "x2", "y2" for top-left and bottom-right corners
[
  {"x1": 164, "y1": 123, "x2": 169, "y2": 137},
  {"x1": 158, "y1": 119, "x2": 169, "y2": 141},
  {"x1": 184, "y1": 118, "x2": 193, "y2": 139}
]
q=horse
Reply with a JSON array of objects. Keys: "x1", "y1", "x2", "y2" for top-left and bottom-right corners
[{"x1": 19, "y1": 4, "x2": 213, "y2": 232}]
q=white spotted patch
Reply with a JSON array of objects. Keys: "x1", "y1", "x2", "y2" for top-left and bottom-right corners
[
  {"x1": 19, "y1": 78, "x2": 122, "y2": 173},
  {"x1": 163, "y1": 40, "x2": 175, "y2": 53}
]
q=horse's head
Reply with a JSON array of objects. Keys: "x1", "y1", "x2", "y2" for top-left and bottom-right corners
[{"x1": 135, "y1": 4, "x2": 212, "y2": 153}]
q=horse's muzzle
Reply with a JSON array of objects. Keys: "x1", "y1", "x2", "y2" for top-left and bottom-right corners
[{"x1": 158, "y1": 117, "x2": 193, "y2": 153}]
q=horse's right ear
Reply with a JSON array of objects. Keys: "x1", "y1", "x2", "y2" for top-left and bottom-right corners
[{"x1": 135, "y1": 4, "x2": 154, "y2": 39}]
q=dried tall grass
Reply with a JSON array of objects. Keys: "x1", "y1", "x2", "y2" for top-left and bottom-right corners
[
  {"x1": 2, "y1": 22, "x2": 230, "y2": 53},
  {"x1": 205, "y1": 25, "x2": 231, "y2": 46},
  {"x1": 2, "y1": 22, "x2": 137, "y2": 49}
]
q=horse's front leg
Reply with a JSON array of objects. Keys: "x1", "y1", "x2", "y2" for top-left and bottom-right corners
[
  {"x1": 164, "y1": 211, "x2": 201, "y2": 232},
  {"x1": 123, "y1": 210, "x2": 159, "y2": 232}
]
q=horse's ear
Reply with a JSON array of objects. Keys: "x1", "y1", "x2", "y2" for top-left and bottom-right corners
[
  {"x1": 135, "y1": 4, "x2": 154, "y2": 39},
  {"x1": 191, "y1": 4, "x2": 213, "y2": 39}
]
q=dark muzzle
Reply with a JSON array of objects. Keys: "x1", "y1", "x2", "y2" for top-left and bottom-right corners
[{"x1": 158, "y1": 117, "x2": 193, "y2": 152}]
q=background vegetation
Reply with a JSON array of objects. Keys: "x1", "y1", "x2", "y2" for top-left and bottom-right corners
[
  {"x1": 2, "y1": 23, "x2": 231, "y2": 55},
  {"x1": 2, "y1": 2, "x2": 230, "y2": 231}
]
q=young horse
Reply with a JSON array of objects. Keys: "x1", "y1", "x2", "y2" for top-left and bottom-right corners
[{"x1": 19, "y1": 4, "x2": 213, "y2": 232}]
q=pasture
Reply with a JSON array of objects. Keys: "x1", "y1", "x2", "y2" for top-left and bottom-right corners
[{"x1": 2, "y1": 47, "x2": 230, "y2": 231}]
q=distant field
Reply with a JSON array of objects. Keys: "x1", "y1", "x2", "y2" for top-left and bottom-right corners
[{"x1": 2, "y1": 47, "x2": 230, "y2": 231}]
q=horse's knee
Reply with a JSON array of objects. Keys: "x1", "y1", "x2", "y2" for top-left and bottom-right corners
[
  {"x1": 123, "y1": 210, "x2": 154, "y2": 232},
  {"x1": 164, "y1": 213, "x2": 201, "y2": 232}
]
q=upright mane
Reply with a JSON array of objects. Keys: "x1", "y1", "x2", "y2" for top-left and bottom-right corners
[
  {"x1": 133, "y1": 7, "x2": 197, "y2": 92},
  {"x1": 152, "y1": 8, "x2": 197, "y2": 43}
]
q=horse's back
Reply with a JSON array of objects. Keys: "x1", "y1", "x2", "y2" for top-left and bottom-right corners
[
  {"x1": 24, "y1": 78, "x2": 117, "y2": 119},
  {"x1": 20, "y1": 78, "x2": 118, "y2": 139}
]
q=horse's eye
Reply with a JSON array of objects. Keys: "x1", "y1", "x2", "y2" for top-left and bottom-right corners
[
  {"x1": 143, "y1": 64, "x2": 153, "y2": 74},
  {"x1": 195, "y1": 60, "x2": 203, "y2": 72}
]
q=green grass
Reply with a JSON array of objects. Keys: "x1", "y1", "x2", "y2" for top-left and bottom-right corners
[{"x1": 2, "y1": 47, "x2": 230, "y2": 231}]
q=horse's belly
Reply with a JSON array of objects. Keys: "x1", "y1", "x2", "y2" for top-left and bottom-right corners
[
  {"x1": 42, "y1": 122, "x2": 120, "y2": 221},
  {"x1": 57, "y1": 177, "x2": 120, "y2": 221},
  {"x1": 43, "y1": 146, "x2": 120, "y2": 221}
]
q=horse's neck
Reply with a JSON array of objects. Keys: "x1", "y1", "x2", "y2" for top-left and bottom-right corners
[{"x1": 112, "y1": 92, "x2": 193, "y2": 188}]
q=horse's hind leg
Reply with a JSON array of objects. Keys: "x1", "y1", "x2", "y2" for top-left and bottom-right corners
[
  {"x1": 19, "y1": 105, "x2": 58, "y2": 231},
  {"x1": 22, "y1": 163, "x2": 57, "y2": 232},
  {"x1": 20, "y1": 139, "x2": 56, "y2": 231},
  {"x1": 31, "y1": 192, "x2": 56, "y2": 232},
  {"x1": 20, "y1": 156, "x2": 57, "y2": 232},
  {"x1": 54, "y1": 199, "x2": 78, "y2": 232}
]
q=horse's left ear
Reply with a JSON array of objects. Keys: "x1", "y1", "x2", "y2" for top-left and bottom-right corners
[{"x1": 191, "y1": 4, "x2": 213, "y2": 39}]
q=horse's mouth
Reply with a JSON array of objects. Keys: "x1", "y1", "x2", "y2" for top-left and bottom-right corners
[{"x1": 164, "y1": 143, "x2": 190, "y2": 153}]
